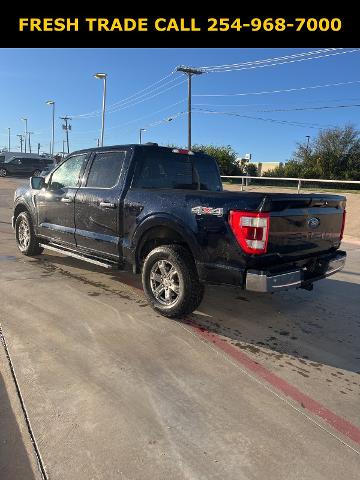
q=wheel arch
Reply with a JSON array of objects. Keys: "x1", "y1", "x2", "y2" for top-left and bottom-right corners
[
  {"x1": 132, "y1": 215, "x2": 203, "y2": 273},
  {"x1": 14, "y1": 202, "x2": 30, "y2": 220}
]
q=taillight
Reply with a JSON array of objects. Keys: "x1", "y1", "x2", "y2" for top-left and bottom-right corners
[
  {"x1": 229, "y1": 211, "x2": 270, "y2": 255},
  {"x1": 340, "y1": 209, "x2": 346, "y2": 240}
]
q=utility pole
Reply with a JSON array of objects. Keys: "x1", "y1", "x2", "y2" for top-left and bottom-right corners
[
  {"x1": 8, "y1": 128, "x2": 11, "y2": 151},
  {"x1": 17, "y1": 134, "x2": 23, "y2": 153},
  {"x1": 37, "y1": 143, "x2": 41, "y2": 155},
  {"x1": 60, "y1": 116, "x2": 72, "y2": 153},
  {"x1": 306, "y1": 135, "x2": 311, "y2": 153},
  {"x1": 176, "y1": 66, "x2": 203, "y2": 150},
  {"x1": 139, "y1": 128, "x2": 146, "y2": 144},
  {"x1": 21, "y1": 118, "x2": 28, "y2": 153},
  {"x1": 28, "y1": 132, "x2": 34, "y2": 153}
]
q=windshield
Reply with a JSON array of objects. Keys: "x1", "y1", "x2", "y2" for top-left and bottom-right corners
[{"x1": 132, "y1": 152, "x2": 222, "y2": 191}]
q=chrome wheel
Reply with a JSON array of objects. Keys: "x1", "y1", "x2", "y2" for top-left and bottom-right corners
[
  {"x1": 150, "y1": 260, "x2": 180, "y2": 306},
  {"x1": 0, "y1": 168, "x2": 7, "y2": 177},
  {"x1": 17, "y1": 219, "x2": 30, "y2": 249}
]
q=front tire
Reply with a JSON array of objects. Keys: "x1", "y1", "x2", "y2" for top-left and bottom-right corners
[
  {"x1": 15, "y1": 211, "x2": 43, "y2": 256},
  {"x1": 32, "y1": 170, "x2": 41, "y2": 176},
  {"x1": 0, "y1": 167, "x2": 7, "y2": 177},
  {"x1": 142, "y1": 245, "x2": 204, "y2": 318}
]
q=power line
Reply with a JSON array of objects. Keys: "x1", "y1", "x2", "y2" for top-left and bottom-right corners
[
  {"x1": 199, "y1": 49, "x2": 360, "y2": 73},
  {"x1": 71, "y1": 77, "x2": 186, "y2": 119},
  {"x1": 193, "y1": 79, "x2": 360, "y2": 98},
  {"x1": 192, "y1": 108, "x2": 337, "y2": 129},
  {"x1": 198, "y1": 48, "x2": 343, "y2": 70},
  {"x1": 69, "y1": 100, "x2": 187, "y2": 136},
  {"x1": 71, "y1": 72, "x2": 183, "y2": 119},
  {"x1": 193, "y1": 103, "x2": 360, "y2": 113},
  {"x1": 106, "y1": 75, "x2": 182, "y2": 112},
  {"x1": 257, "y1": 103, "x2": 360, "y2": 113},
  {"x1": 74, "y1": 75, "x2": 182, "y2": 118}
]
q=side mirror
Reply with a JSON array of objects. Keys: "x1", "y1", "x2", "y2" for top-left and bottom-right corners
[{"x1": 30, "y1": 176, "x2": 45, "y2": 190}]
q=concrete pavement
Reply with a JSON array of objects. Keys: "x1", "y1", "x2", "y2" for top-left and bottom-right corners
[{"x1": 1, "y1": 177, "x2": 360, "y2": 479}]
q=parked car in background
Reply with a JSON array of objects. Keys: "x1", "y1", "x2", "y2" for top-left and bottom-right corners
[
  {"x1": 40, "y1": 160, "x2": 57, "y2": 177},
  {"x1": 0, "y1": 155, "x2": 55, "y2": 177}
]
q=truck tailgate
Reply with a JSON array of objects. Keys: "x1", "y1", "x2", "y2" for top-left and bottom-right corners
[{"x1": 265, "y1": 195, "x2": 346, "y2": 258}]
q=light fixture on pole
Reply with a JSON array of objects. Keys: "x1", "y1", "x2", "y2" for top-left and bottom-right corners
[
  {"x1": 139, "y1": 128, "x2": 146, "y2": 144},
  {"x1": 94, "y1": 73, "x2": 107, "y2": 147},
  {"x1": 46, "y1": 101, "x2": 55, "y2": 156},
  {"x1": 21, "y1": 118, "x2": 28, "y2": 153}
]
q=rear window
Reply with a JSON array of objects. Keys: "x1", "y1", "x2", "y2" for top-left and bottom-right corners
[{"x1": 132, "y1": 152, "x2": 222, "y2": 191}]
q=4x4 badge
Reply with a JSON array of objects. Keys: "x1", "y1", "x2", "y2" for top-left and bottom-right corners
[{"x1": 191, "y1": 206, "x2": 223, "y2": 217}]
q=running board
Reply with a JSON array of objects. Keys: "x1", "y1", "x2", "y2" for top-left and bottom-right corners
[{"x1": 39, "y1": 243, "x2": 118, "y2": 269}]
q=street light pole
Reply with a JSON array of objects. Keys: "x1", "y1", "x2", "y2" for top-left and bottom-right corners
[
  {"x1": 46, "y1": 101, "x2": 55, "y2": 156},
  {"x1": 21, "y1": 118, "x2": 28, "y2": 153},
  {"x1": 176, "y1": 66, "x2": 203, "y2": 150},
  {"x1": 94, "y1": 73, "x2": 107, "y2": 147},
  {"x1": 8, "y1": 128, "x2": 10, "y2": 151},
  {"x1": 139, "y1": 128, "x2": 146, "y2": 144}
]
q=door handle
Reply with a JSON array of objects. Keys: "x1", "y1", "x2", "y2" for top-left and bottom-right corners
[
  {"x1": 99, "y1": 202, "x2": 116, "y2": 209},
  {"x1": 61, "y1": 197, "x2": 73, "y2": 203}
]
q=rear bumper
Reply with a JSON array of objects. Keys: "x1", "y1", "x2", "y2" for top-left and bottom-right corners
[{"x1": 245, "y1": 251, "x2": 346, "y2": 293}]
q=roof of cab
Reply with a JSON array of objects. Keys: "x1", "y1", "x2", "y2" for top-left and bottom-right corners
[{"x1": 70, "y1": 143, "x2": 170, "y2": 156}]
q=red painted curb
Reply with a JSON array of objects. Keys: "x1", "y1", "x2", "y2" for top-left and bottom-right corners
[
  {"x1": 95, "y1": 273, "x2": 360, "y2": 447},
  {"x1": 190, "y1": 322, "x2": 360, "y2": 446}
]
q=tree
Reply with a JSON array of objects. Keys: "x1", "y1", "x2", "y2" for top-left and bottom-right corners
[
  {"x1": 244, "y1": 163, "x2": 258, "y2": 176},
  {"x1": 192, "y1": 144, "x2": 242, "y2": 176},
  {"x1": 266, "y1": 125, "x2": 360, "y2": 180}
]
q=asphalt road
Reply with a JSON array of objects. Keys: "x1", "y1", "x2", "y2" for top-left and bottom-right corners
[{"x1": 0, "y1": 177, "x2": 360, "y2": 480}]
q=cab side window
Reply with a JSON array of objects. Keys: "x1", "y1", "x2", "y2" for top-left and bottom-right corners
[
  {"x1": 86, "y1": 151, "x2": 125, "y2": 189},
  {"x1": 50, "y1": 155, "x2": 86, "y2": 190}
]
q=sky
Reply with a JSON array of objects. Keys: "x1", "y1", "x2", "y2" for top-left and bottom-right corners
[{"x1": 0, "y1": 48, "x2": 359, "y2": 162}]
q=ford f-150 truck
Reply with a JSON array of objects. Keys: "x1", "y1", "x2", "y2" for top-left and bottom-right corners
[{"x1": 12, "y1": 144, "x2": 346, "y2": 317}]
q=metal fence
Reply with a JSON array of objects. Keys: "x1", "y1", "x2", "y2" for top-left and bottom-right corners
[{"x1": 221, "y1": 175, "x2": 360, "y2": 193}]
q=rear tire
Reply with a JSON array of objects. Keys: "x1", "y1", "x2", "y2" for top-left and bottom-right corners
[
  {"x1": 15, "y1": 211, "x2": 44, "y2": 256},
  {"x1": 0, "y1": 167, "x2": 7, "y2": 177},
  {"x1": 142, "y1": 245, "x2": 204, "y2": 318}
]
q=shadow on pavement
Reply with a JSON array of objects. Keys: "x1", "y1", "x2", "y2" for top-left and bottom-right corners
[{"x1": 0, "y1": 373, "x2": 37, "y2": 480}]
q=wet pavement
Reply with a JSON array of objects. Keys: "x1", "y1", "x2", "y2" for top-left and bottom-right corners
[{"x1": 1, "y1": 177, "x2": 359, "y2": 480}]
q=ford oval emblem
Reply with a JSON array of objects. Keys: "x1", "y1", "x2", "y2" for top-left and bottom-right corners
[{"x1": 308, "y1": 217, "x2": 320, "y2": 229}]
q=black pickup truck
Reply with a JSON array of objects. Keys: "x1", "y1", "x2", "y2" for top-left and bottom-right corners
[{"x1": 12, "y1": 144, "x2": 346, "y2": 317}]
